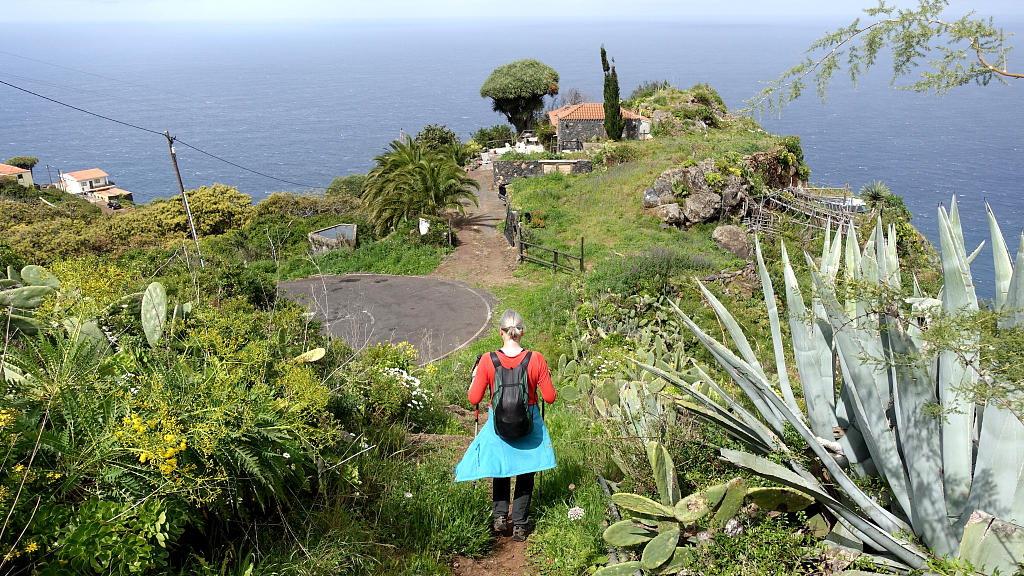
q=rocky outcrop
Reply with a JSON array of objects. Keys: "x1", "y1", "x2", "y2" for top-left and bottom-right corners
[
  {"x1": 713, "y1": 225, "x2": 752, "y2": 259},
  {"x1": 745, "y1": 146, "x2": 803, "y2": 189},
  {"x1": 642, "y1": 158, "x2": 747, "y2": 226},
  {"x1": 655, "y1": 203, "x2": 683, "y2": 225}
]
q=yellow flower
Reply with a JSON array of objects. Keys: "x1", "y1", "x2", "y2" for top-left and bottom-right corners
[
  {"x1": 12, "y1": 464, "x2": 24, "y2": 473},
  {"x1": 164, "y1": 434, "x2": 175, "y2": 443},
  {"x1": 23, "y1": 542, "x2": 38, "y2": 553}
]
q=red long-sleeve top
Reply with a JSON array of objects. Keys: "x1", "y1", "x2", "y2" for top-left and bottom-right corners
[{"x1": 469, "y1": 349, "x2": 556, "y2": 407}]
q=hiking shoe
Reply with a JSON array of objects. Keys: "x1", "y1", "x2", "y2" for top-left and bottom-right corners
[
  {"x1": 493, "y1": 516, "x2": 508, "y2": 533},
  {"x1": 512, "y1": 524, "x2": 530, "y2": 542}
]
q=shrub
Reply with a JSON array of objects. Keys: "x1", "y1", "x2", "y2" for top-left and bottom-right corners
[
  {"x1": 471, "y1": 124, "x2": 515, "y2": 148},
  {"x1": 414, "y1": 124, "x2": 458, "y2": 151},
  {"x1": 628, "y1": 79, "x2": 672, "y2": 102},
  {"x1": 690, "y1": 82, "x2": 726, "y2": 109},
  {"x1": 326, "y1": 174, "x2": 366, "y2": 197},
  {"x1": 587, "y1": 247, "x2": 712, "y2": 296},
  {"x1": 590, "y1": 142, "x2": 639, "y2": 167}
]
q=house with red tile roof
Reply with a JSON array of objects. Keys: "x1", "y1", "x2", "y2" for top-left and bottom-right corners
[
  {"x1": 58, "y1": 168, "x2": 132, "y2": 201},
  {"x1": 0, "y1": 163, "x2": 34, "y2": 187},
  {"x1": 547, "y1": 103, "x2": 650, "y2": 151}
]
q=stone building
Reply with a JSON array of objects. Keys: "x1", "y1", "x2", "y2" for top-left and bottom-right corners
[{"x1": 547, "y1": 103, "x2": 650, "y2": 151}]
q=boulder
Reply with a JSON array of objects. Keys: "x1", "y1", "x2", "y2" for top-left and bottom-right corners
[
  {"x1": 721, "y1": 174, "x2": 746, "y2": 212},
  {"x1": 655, "y1": 203, "x2": 683, "y2": 225},
  {"x1": 683, "y1": 192, "x2": 720, "y2": 224},
  {"x1": 652, "y1": 110, "x2": 672, "y2": 125},
  {"x1": 713, "y1": 225, "x2": 752, "y2": 259}
]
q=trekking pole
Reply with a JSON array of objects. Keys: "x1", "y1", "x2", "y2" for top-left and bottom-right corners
[{"x1": 539, "y1": 399, "x2": 545, "y2": 497}]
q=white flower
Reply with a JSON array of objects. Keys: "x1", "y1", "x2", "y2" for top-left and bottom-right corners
[
  {"x1": 282, "y1": 452, "x2": 290, "y2": 459},
  {"x1": 568, "y1": 506, "x2": 585, "y2": 521},
  {"x1": 724, "y1": 518, "x2": 743, "y2": 537},
  {"x1": 404, "y1": 492, "x2": 413, "y2": 499}
]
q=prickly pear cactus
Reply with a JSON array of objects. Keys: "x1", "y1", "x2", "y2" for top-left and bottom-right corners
[
  {"x1": 601, "y1": 441, "x2": 821, "y2": 574},
  {"x1": 0, "y1": 264, "x2": 60, "y2": 336},
  {"x1": 141, "y1": 282, "x2": 167, "y2": 348}
]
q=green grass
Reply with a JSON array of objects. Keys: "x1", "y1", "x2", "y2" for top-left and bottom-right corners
[{"x1": 275, "y1": 234, "x2": 451, "y2": 280}]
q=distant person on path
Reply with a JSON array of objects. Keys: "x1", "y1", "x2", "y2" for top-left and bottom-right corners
[{"x1": 454, "y1": 309, "x2": 556, "y2": 542}]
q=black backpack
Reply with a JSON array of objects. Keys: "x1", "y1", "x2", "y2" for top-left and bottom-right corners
[{"x1": 490, "y1": 351, "x2": 533, "y2": 440}]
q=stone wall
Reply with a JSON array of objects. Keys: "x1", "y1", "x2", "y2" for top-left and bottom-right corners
[
  {"x1": 557, "y1": 118, "x2": 645, "y2": 150},
  {"x1": 492, "y1": 159, "x2": 593, "y2": 187}
]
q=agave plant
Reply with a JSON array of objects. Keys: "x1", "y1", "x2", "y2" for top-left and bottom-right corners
[{"x1": 639, "y1": 198, "x2": 1024, "y2": 573}]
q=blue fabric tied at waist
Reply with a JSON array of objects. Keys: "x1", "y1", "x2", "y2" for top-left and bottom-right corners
[{"x1": 454, "y1": 404, "x2": 556, "y2": 482}]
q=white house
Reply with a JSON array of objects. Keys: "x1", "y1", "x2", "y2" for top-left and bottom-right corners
[
  {"x1": 58, "y1": 168, "x2": 132, "y2": 201},
  {"x1": 0, "y1": 163, "x2": 34, "y2": 187}
]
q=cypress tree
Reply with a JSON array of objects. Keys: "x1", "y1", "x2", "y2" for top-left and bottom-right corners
[{"x1": 601, "y1": 45, "x2": 625, "y2": 141}]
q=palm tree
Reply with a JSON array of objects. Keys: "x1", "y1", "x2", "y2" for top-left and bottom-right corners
[
  {"x1": 361, "y1": 138, "x2": 479, "y2": 234},
  {"x1": 860, "y1": 180, "x2": 891, "y2": 211}
]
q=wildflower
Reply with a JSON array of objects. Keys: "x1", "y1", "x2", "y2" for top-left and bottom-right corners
[
  {"x1": 282, "y1": 452, "x2": 290, "y2": 459},
  {"x1": 23, "y1": 542, "x2": 38, "y2": 553},
  {"x1": 568, "y1": 483, "x2": 576, "y2": 491},
  {"x1": 724, "y1": 518, "x2": 743, "y2": 537},
  {"x1": 568, "y1": 506, "x2": 585, "y2": 521},
  {"x1": 404, "y1": 492, "x2": 413, "y2": 499},
  {"x1": 12, "y1": 464, "x2": 24, "y2": 473}
]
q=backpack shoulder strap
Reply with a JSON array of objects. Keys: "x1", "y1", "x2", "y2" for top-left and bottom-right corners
[
  {"x1": 518, "y1": 350, "x2": 533, "y2": 369},
  {"x1": 488, "y1": 351, "x2": 501, "y2": 402}
]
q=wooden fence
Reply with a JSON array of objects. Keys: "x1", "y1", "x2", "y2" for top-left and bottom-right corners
[{"x1": 504, "y1": 203, "x2": 584, "y2": 273}]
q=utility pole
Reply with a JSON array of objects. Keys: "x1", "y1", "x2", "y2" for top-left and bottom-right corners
[
  {"x1": 45, "y1": 164, "x2": 53, "y2": 187},
  {"x1": 164, "y1": 131, "x2": 205, "y2": 268}
]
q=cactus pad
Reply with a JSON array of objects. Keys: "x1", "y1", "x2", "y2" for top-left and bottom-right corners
[
  {"x1": 141, "y1": 282, "x2": 167, "y2": 348},
  {"x1": 603, "y1": 520, "x2": 655, "y2": 546},
  {"x1": 673, "y1": 493, "x2": 711, "y2": 524},
  {"x1": 593, "y1": 561, "x2": 644, "y2": 576},
  {"x1": 746, "y1": 486, "x2": 814, "y2": 512},
  {"x1": 20, "y1": 265, "x2": 60, "y2": 289},
  {"x1": 641, "y1": 527, "x2": 680, "y2": 569},
  {"x1": 712, "y1": 477, "x2": 747, "y2": 527},
  {"x1": 612, "y1": 493, "x2": 675, "y2": 517}
]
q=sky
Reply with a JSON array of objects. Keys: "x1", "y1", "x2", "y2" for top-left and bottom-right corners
[{"x1": 5, "y1": 0, "x2": 1024, "y2": 22}]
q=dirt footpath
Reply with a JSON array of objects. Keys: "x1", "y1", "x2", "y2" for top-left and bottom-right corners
[{"x1": 431, "y1": 166, "x2": 522, "y2": 286}]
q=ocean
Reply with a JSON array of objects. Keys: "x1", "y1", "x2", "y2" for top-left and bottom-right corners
[{"x1": 1, "y1": 19, "x2": 1021, "y2": 295}]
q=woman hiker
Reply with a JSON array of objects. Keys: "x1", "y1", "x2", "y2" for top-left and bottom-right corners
[{"x1": 454, "y1": 309, "x2": 556, "y2": 542}]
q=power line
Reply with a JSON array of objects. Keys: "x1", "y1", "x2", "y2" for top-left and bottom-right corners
[
  {"x1": 0, "y1": 77, "x2": 164, "y2": 136},
  {"x1": 0, "y1": 77, "x2": 322, "y2": 190}
]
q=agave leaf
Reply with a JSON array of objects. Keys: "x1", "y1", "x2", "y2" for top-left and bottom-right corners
[
  {"x1": 667, "y1": 299, "x2": 784, "y2": 434},
  {"x1": 935, "y1": 205, "x2": 981, "y2": 516},
  {"x1": 694, "y1": 280, "x2": 774, "y2": 397},
  {"x1": 720, "y1": 449, "x2": 926, "y2": 569},
  {"x1": 807, "y1": 263, "x2": 913, "y2": 517},
  {"x1": 755, "y1": 236, "x2": 800, "y2": 415},
  {"x1": 966, "y1": 240, "x2": 986, "y2": 265},
  {"x1": 962, "y1": 402, "x2": 1024, "y2": 528},
  {"x1": 780, "y1": 243, "x2": 838, "y2": 439},
  {"x1": 958, "y1": 511, "x2": 1024, "y2": 576},
  {"x1": 844, "y1": 222, "x2": 862, "y2": 319},
  {"x1": 949, "y1": 196, "x2": 968, "y2": 262},
  {"x1": 675, "y1": 399, "x2": 773, "y2": 454},
  {"x1": 1001, "y1": 233, "x2": 1024, "y2": 329},
  {"x1": 888, "y1": 323, "x2": 959, "y2": 556},
  {"x1": 884, "y1": 223, "x2": 901, "y2": 290},
  {"x1": 679, "y1": 308, "x2": 911, "y2": 535},
  {"x1": 634, "y1": 358, "x2": 776, "y2": 452},
  {"x1": 689, "y1": 362, "x2": 780, "y2": 450}
]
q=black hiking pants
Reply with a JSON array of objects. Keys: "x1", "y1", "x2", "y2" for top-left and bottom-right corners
[{"x1": 492, "y1": 472, "x2": 534, "y2": 526}]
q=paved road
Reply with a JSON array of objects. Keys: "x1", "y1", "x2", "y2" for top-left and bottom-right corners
[{"x1": 280, "y1": 274, "x2": 495, "y2": 364}]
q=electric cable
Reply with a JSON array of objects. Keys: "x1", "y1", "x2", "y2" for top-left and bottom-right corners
[{"x1": 0, "y1": 77, "x2": 323, "y2": 190}]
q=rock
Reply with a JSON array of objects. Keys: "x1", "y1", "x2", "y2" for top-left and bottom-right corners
[
  {"x1": 642, "y1": 187, "x2": 663, "y2": 208},
  {"x1": 713, "y1": 225, "x2": 751, "y2": 259},
  {"x1": 655, "y1": 203, "x2": 683, "y2": 225},
  {"x1": 683, "y1": 192, "x2": 720, "y2": 224},
  {"x1": 721, "y1": 174, "x2": 746, "y2": 211},
  {"x1": 652, "y1": 110, "x2": 672, "y2": 125}
]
